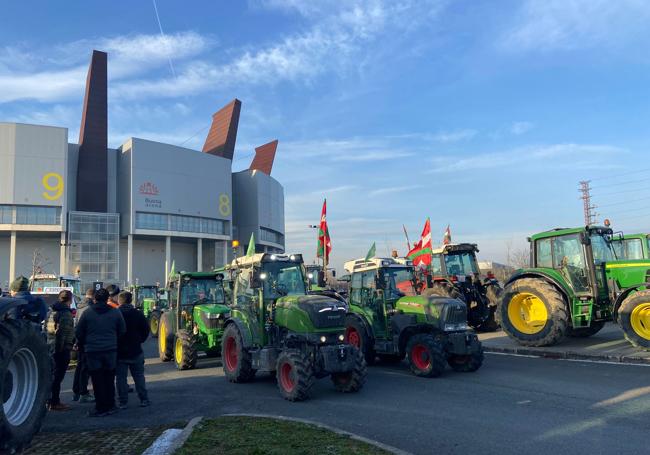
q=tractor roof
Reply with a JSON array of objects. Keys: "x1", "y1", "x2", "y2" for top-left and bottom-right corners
[
  {"x1": 430, "y1": 243, "x2": 478, "y2": 255},
  {"x1": 530, "y1": 226, "x2": 612, "y2": 241},
  {"x1": 344, "y1": 257, "x2": 413, "y2": 273},
  {"x1": 229, "y1": 253, "x2": 304, "y2": 268},
  {"x1": 618, "y1": 233, "x2": 650, "y2": 240}
]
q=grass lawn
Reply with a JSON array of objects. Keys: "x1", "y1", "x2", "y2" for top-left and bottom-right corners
[{"x1": 176, "y1": 416, "x2": 391, "y2": 455}]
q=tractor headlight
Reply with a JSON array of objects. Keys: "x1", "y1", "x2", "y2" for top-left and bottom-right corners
[
  {"x1": 320, "y1": 336, "x2": 327, "y2": 343},
  {"x1": 290, "y1": 255, "x2": 296, "y2": 261},
  {"x1": 444, "y1": 322, "x2": 468, "y2": 332},
  {"x1": 338, "y1": 334, "x2": 345, "y2": 342},
  {"x1": 207, "y1": 313, "x2": 221, "y2": 319}
]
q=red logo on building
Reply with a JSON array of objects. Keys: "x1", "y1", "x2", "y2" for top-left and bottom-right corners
[{"x1": 139, "y1": 182, "x2": 159, "y2": 196}]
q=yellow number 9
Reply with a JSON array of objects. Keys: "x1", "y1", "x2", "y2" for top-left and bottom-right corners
[{"x1": 42, "y1": 173, "x2": 64, "y2": 201}]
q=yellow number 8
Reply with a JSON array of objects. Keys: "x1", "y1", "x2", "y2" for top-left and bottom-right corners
[
  {"x1": 219, "y1": 194, "x2": 231, "y2": 216},
  {"x1": 42, "y1": 173, "x2": 64, "y2": 201}
]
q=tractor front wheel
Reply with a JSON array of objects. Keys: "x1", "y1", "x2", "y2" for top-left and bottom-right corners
[
  {"x1": 276, "y1": 350, "x2": 314, "y2": 401},
  {"x1": 476, "y1": 283, "x2": 502, "y2": 332},
  {"x1": 447, "y1": 348, "x2": 484, "y2": 373},
  {"x1": 174, "y1": 330, "x2": 198, "y2": 370},
  {"x1": 619, "y1": 291, "x2": 650, "y2": 350},
  {"x1": 331, "y1": 347, "x2": 367, "y2": 393},
  {"x1": 221, "y1": 324, "x2": 256, "y2": 382},
  {"x1": 158, "y1": 313, "x2": 174, "y2": 362},
  {"x1": 567, "y1": 320, "x2": 606, "y2": 338},
  {"x1": 498, "y1": 278, "x2": 568, "y2": 347},
  {"x1": 344, "y1": 316, "x2": 375, "y2": 364},
  {"x1": 406, "y1": 334, "x2": 446, "y2": 378},
  {"x1": 149, "y1": 310, "x2": 161, "y2": 338}
]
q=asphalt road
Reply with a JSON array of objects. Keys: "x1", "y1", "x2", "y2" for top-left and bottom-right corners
[{"x1": 45, "y1": 340, "x2": 650, "y2": 455}]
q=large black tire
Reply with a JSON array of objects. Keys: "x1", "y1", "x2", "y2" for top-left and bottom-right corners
[
  {"x1": 448, "y1": 347, "x2": 484, "y2": 373},
  {"x1": 618, "y1": 290, "x2": 650, "y2": 350},
  {"x1": 221, "y1": 323, "x2": 256, "y2": 382},
  {"x1": 405, "y1": 333, "x2": 446, "y2": 378},
  {"x1": 498, "y1": 278, "x2": 569, "y2": 347},
  {"x1": 477, "y1": 283, "x2": 502, "y2": 332},
  {"x1": 422, "y1": 282, "x2": 464, "y2": 301},
  {"x1": 0, "y1": 320, "x2": 51, "y2": 453},
  {"x1": 331, "y1": 347, "x2": 367, "y2": 393},
  {"x1": 276, "y1": 349, "x2": 314, "y2": 401},
  {"x1": 344, "y1": 315, "x2": 375, "y2": 365},
  {"x1": 149, "y1": 310, "x2": 161, "y2": 339},
  {"x1": 174, "y1": 329, "x2": 198, "y2": 370},
  {"x1": 567, "y1": 320, "x2": 606, "y2": 338},
  {"x1": 158, "y1": 313, "x2": 174, "y2": 362}
]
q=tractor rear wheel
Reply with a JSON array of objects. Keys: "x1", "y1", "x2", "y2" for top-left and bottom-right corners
[
  {"x1": 0, "y1": 320, "x2": 50, "y2": 454},
  {"x1": 619, "y1": 290, "x2": 650, "y2": 350},
  {"x1": 477, "y1": 283, "x2": 502, "y2": 332},
  {"x1": 331, "y1": 347, "x2": 367, "y2": 393},
  {"x1": 344, "y1": 316, "x2": 375, "y2": 364},
  {"x1": 221, "y1": 324, "x2": 256, "y2": 382},
  {"x1": 447, "y1": 347, "x2": 484, "y2": 373},
  {"x1": 149, "y1": 310, "x2": 161, "y2": 339},
  {"x1": 567, "y1": 320, "x2": 606, "y2": 338},
  {"x1": 158, "y1": 313, "x2": 174, "y2": 362},
  {"x1": 498, "y1": 278, "x2": 568, "y2": 347},
  {"x1": 276, "y1": 350, "x2": 314, "y2": 401},
  {"x1": 174, "y1": 330, "x2": 198, "y2": 370},
  {"x1": 422, "y1": 282, "x2": 464, "y2": 301},
  {"x1": 406, "y1": 334, "x2": 446, "y2": 378}
]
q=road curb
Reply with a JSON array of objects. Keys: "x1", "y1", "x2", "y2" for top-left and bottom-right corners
[
  {"x1": 221, "y1": 413, "x2": 412, "y2": 455},
  {"x1": 484, "y1": 345, "x2": 650, "y2": 365}
]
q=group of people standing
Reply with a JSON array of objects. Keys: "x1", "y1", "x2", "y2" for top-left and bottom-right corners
[{"x1": 8, "y1": 277, "x2": 151, "y2": 417}]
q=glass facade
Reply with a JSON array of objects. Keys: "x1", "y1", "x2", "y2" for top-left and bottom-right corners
[
  {"x1": 260, "y1": 227, "x2": 284, "y2": 245},
  {"x1": 135, "y1": 211, "x2": 227, "y2": 235},
  {"x1": 0, "y1": 205, "x2": 61, "y2": 225},
  {"x1": 67, "y1": 212, "x2": 119, "y2": 290}
]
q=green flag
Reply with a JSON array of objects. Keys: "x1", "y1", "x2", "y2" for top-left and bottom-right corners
[
  {"x1": 168, "y1": 260, "x2": 176, "y2": 280},
  {"x1": 365, "y1": 242, "x2": 376, "y2": 261},
  {"x1": 246, "y1": 232, "x2": 256, "y2": 257}
]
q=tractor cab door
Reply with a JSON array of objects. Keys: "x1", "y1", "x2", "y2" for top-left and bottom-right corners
[
  {"x1": 536, "y1": 235, "x2": 591, "y2": 294},
  {"x1": 350, "y1": 270, "x2": 388, "y2": 337}
]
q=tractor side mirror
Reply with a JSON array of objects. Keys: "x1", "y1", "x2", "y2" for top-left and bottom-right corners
[
  {"x1": 317, "y1": 271, "x2": 326, "y2": 287},
  {"x1": 331, "y1": 269, "x2": 336, "y2": 278}
]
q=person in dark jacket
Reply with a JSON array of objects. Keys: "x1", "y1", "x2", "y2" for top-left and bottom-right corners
[
  {"x1": 116, "y1": 291, "x2": 150, "y2": 408},
  {"x1": 75, "y1": 288, "x2": 126, "y2": 417},
  {"x1": 73, "y1": 288, "x2": 95, "y2": 403},
  {"x1": 9, "y1": 276, "x2": 48, "y2": 323},
  {"x1": 46, "y1": 290, "x2": 76, "y2": 411}
]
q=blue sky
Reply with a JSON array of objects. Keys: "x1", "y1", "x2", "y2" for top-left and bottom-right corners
[{"x1": 2, "y1": 0, "x2": 650, "y2": 271}]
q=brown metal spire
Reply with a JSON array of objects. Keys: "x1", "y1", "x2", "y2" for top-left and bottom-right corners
[
  {"x1": 249, "y1": 140, "x2": 278, "y2": 175},
  {"x1": 202, "y1": 99, "x2": 241, "y2": 160}
]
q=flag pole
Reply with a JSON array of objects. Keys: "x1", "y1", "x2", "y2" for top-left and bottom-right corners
[{"x1": 402, "y1": 224, "x2": 412, "y2": 251}]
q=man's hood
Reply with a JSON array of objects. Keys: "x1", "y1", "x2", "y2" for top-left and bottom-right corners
[
  {"x1": 91, "y1": 302, "x2": 113, "y2": 314},
  {"x1": 52, "y1": 302, "x2": 71, "y2": 312}
]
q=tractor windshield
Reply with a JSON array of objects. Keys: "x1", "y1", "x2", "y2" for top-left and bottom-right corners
[
  {"x1": 444, "y1": 252, "x2": 478, "y2": 276},
  {"x1": 590, "y1": 234, "x2": 616, "y2": 264},
  {"x1": 262, "y1": 262, "x2": 307, "y2": 297},
  {"x1": 180, "y1": 278, "x2": 225, "y2": 305},
  {"x1": 305, "y1": 267, "x2": 320, "y2": 286},
  {"x1": 382, "y1": 267, "x2": 416, "y2": 297},
  {"x1": 612, "y1": 238, "x2": 644, "y2": 260},
  {"x1": 138, "y1": 287, "x2": 158, "y2": 300},
  {"x1": 60, "y1": 279, "x2": 81, "y2": 296}
]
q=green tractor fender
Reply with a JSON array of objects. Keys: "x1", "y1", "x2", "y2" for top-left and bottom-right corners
[
  {"x1": 392, "y1": 316, "x2": 435, "y2": 356},
  {"x1": 346, "y1": 311, "x2": 375, "y2": 343},
  {"x1": 612, "y1": 282, "x2": 650, "y2": 322},
  {"x1": 505, "y1": 269, "x2": 571, "y2": 302},
  {"x1": 224, "y1": 318, "x2": 254, "y2": 348}
]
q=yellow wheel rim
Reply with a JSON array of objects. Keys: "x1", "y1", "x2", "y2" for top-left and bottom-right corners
[
  {"x1": 175, "y1": 337, "x2": 183, "y2": 365},
  {"x1": 159, "y1": 322, "x2": 166, "y2": 353},
  {"x1": 630, "y1": 303, "x2": 650, "y2": 340},
  {"x1": 508, "y1": 292, "x2": 548, "y2": 335}
]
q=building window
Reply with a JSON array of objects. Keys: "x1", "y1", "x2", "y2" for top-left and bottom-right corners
[
  {"x1": 260, "y1": 227, "x2": 284, "y2": 245},
  {"x1": 14, "y1": 206, "x2": 61, "y2": 225},
  {"x1": 0, "y1": 205, "x2": 13, "y2": 223},
  {"x1": 135, "y1": 211, "x2": 226, "y2": 235}
]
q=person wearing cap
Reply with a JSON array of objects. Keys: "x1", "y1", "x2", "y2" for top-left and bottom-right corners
[
  {"x1": 75, "y1": 288, "x2": 126, "y2": 417},
  {"x1": 72, "y1": 288, "x2": 95, "y2": 403},
  {"x1": 46, "y1": 290, "x2": 76, "y2": 411},
  {"x1": 106, "y1": 285, "x2": 121, "y2": 309},
  {"x1": 9, "y1": 276, "x2": 48, "y2": 323}
]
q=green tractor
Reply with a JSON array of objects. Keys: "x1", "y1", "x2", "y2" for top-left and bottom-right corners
[
  {"x1": 344, "y1": 257, "x2": 483, "y2": 377},
  {"x1": 611, "y1": 233, "x2": 650, "y2": 260},
  {"x1": 130, "y1": 284, "x2": 167, "y2": 338},
  {"x1": 498, "y1": 225, "x2": 650, "y2": 349},
  {"x1": 220, "y1": 253, "x2": 367, "y2": 401},
  {"x1": 158, "y1": 271, "x2": 230, "y2": 370},
  {"x1": 420, "y1": 243, "x2": 501, "y2": 332}
]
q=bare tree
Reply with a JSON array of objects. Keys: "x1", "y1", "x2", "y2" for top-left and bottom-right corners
[
  {"x1": 30, "y1": 249, "x2": 52, "y2": 279},
  {"x1": 505, "y1": 239, "x2": 530, "y2": 269}
]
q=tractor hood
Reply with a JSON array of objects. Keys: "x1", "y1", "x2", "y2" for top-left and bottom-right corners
[
  {"x1": 192, "y1": 303, "x2": 230, "y2": 332},
  {"x1": 193, "y1": 303, "x2": 230, "y2": 316},
  {"x1": 395, "y1": 295, "x2": 468, "y2": 331},
  {"x1": 605, "y1": 260, "x2": 650, "y2": 289},
  {"x1": 274, "y1": 294, "x2": 347, "y2": 332}
]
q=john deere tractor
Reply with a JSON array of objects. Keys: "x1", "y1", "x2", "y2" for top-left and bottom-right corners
[
  {"x1": 611, "y1": 233, "x2": 650, "y2": 260},
  {"x1": 0, "y1": 297, "x2": 51, "y2": 453},
  {"x1": 158, "y1": 272, "x2": 230, "y2": 370},
  {"x1": 130, "y1": 284, "x2": 166, "y2": 338},
  {"x1": 419, "y1": 243, "x2": 501, "y2": 332},
  {"x1": 344, "y1": 257, "x2": 483, "y2": 377},
  {"x1": 220, "y1": 253, "x2": 367, "y2": 401},
  {"x1": 499, "y1": 225, "x2": 650, "y2": 349}
]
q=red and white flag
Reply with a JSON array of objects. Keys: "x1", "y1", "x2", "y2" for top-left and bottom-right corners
[
  {"x1": 443, "y1": 225, "x2": 451, "y2": 245},
  {"x1": 316, "y1": 199, "x2": 331, "y2": 264},
  {"x1": 407, "y1": 218, "x2": 432, "y2": 266}
]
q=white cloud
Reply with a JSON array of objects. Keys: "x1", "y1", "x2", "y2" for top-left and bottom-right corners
[
  {"x1": 510, "y1": 121, "x2": 533, "y2": 135},
  {"x1": 502, "y1": 0, "x2": 650, "y2": 52},
  {"x1": 432, "y1": 129, "x2": 477, "y2": 143},
  {"x1": 278, "y1": 137, "x2": 415, "y2": 162},
  {"x1": 368, "y1": 185, "x2": 423, "y2": 197}
]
